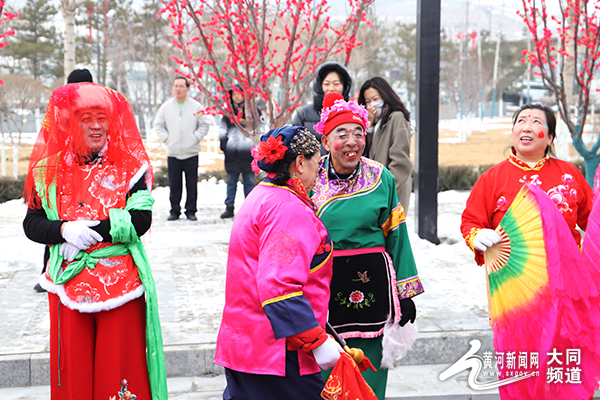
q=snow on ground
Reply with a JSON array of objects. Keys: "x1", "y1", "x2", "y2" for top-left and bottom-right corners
[
  {"x1": 0, "y1": 181, "x2": 490, "y2": 339},
  {"x1": 0, "y1": 182, "x2": 479, "y2": 281},
  {"x1": 407, "y1": 191, "x2": 490, "y2": 333}
]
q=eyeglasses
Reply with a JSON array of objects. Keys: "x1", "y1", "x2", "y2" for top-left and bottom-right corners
[{"x1": 330, "y1": 132, "x2": 365, "y2": 142}]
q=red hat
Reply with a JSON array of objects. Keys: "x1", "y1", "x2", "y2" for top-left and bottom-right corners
[{"x1": 314, "y1": 92, "x2": 369, "y2": 136}]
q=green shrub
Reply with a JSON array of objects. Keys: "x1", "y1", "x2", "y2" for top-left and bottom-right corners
[
  {"x1": 0, "y1": 175, "x2": 26, "y2": 203},
  {"x1": 436, "y1": 158, "x2": 587, "y2": 192},
  {"x1": 438, "y1": 165, "x2": 494, "y2": 192},
  {"x1": 199, "y1": 169, "x2": 227, "y2": 182},
  {"x1": 154, "y1": 165, "x2": 169, "y2": 188}
]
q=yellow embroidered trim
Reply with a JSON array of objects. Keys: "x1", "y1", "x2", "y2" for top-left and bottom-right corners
[
  {"x1": 465, "y1": 227, "x2": 481, "y2": 253},
  {"x1": 310, "y1": 251, "x2": 332, "y2": 274},
  {"x1": 259, "y1": 181, "x2": 297, "y2": 194},
  {"x1": 261, "y1": 291, "x2": 303, "y2": 308},
  {"x1": 315, "y1": 160, "x2": 382, "y2": 216},
  {"x1": 396, "y1": 277, "x2": 419, "y2": 286},
  {"x1": 396, "y1": 276, "x2": 424, "y2": 299},
  {"x1": 508, "y1": 152, "x2": 548, "y2": 171},
  {"x1": 381, "y1": 204, "x2": 406, "y2": 237},
  {"x1": 260, "y1": 182, "x2": 279, "y2": 187}
]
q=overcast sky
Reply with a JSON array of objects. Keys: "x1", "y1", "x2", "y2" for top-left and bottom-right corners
[
  {"x1": 3, "y1": 0, "x2": 553, "y2": 41},
  {"x1": 2, "y1": 0, "x2": 541, "y2": 19}
]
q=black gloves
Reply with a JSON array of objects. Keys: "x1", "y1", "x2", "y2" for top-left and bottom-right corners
[{"x1": 399, "y1": 297, "x2": 416, "y2": 327}]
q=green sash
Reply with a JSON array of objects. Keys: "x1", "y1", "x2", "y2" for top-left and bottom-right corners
[{"x1": 38, "y1": 180, "x2": 168, "y2": 400}]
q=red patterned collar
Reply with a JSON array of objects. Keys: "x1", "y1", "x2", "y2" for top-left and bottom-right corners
[{"x1": 508, "y1": 149, "x2": 548, "y2": 171}]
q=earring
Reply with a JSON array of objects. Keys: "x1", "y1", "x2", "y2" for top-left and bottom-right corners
[
  {"x1": 291, "y1": 173, "x2": 310, "y2": 202},
  {"x1": 291, "y1": 154, "x2": 310, "y2": 202}
]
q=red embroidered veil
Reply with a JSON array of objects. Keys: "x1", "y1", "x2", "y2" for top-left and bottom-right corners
[{"x1": 24, "y1": 82, "x2": 152, "y2": 209}]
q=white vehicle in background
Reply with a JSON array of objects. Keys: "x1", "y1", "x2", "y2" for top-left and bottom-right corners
[{"x1": 502, "y1": 81, "x2": 553, "y2": 106}]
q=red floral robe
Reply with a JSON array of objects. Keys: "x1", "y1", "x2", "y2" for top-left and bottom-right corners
[
  {"x1": 461, "y1": 152, "x2": 593, "y2": 265},
  {"x1": 40, "y1": 160, "x2": 148, "y2": 313}
]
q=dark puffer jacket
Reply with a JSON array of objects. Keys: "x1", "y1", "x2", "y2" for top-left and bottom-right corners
[
  {"x1": 219, "y1": 100, "x2": 266, "y2": 173},
  {"x1": 219, "y1": 119, "x2": 255, "y2": 173},
  {"x1": 290, "y1": 62, "x2": 352, "y2": 154}
]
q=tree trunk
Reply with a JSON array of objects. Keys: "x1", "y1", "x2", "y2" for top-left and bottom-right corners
[
  {"x1": 62, "y1": 8, "x2": 76, "y2": 79},
  {"x1": 555, "y1": 117, "x2": 570, "y2": 161},
  {"x1": 572, "y1": 135, "x2": 600, "y2": 187},
  {"x1": 12, "y1": 144, "x2": 18, "y2": 179},
  {"x1": 61, "y1": 0, "x2": 85, "y2": 81},
  {"x1": 583, "y1": 156, "x2": 600, "y2": 187},
  {"x1": 137, "y1": 110, "x2": 146, "y2": 140},
  {"x1": 1, "y1": 136, "x2": 5, "y2": 177}
]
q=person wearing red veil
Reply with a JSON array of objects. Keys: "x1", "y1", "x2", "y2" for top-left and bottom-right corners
[{"x1": 22, "y1": 82, "x2": 167, "y2": 399}]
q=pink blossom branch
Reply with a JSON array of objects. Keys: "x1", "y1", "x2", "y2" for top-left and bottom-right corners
[
  {"x1": 520, "y1": 0, "x2": 600, "y2": 139},
  {"x1": 162, "y1": 0, "x2": 372, "y2": 141}
]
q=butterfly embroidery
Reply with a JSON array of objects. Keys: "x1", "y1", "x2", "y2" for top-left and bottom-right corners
[{"x1": 352, "y1": 271, "x2": 370, "y2": 284}]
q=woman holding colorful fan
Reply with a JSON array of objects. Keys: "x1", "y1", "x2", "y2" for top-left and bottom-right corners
[
  {"x1": 461, "y1": 103, "x2": 599, "y2": 400},
  {"x1": 461, "y1": 103, "x2": 592, "y2": 261}
]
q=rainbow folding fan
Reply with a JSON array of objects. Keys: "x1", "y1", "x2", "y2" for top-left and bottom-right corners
[
  {"x1": 483, "y1": 183, "x2": 600, "y2": 400},
  {"x1": 582, "y1": 184, "x2": 600, "y2": 290},
  {"x1": 484, "y1": 185, "x2": 548, "y2": 326}
]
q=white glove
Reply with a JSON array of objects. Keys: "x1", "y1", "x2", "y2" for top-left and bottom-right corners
[
  {"x1": 473, "y1": 229, "x2": 502, "y2": 252},
  {"x1": 59, "y1": 242, "x2": 81, "y2": 262},
  {"x1": 61, "y1": 220, "x2": 103, "y2": 249},
  {"x1": 312, "y1": 336, "x2": 343, "y2": 370}
]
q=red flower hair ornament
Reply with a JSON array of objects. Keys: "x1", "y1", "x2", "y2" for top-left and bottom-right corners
[
  {"x1": 255, "y1": 126, "x2": 320, "y2": 173},
  {"x1": 257, "y1": 135, "x2": 288, "y2": 165}
]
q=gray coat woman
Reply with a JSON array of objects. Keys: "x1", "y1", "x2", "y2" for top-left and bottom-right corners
[
  {"x1": 359, "y1": 77, "x2": 413, "y2": 213},
  {"x1": 366, "y1": 112, "x2": 413, "y2": 213}
]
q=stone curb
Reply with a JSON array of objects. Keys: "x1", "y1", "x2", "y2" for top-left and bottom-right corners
[
  {"x1": 0, "y1": 331, "x2": 493, "y2": 388},
  {"x1": 0, "y1": 344, "x2": 224, "y2": 388},
  {"x1": 397, "y1": 330, "x2": 493, "y2": 366},
  {"x1": 3, "y1": 365, "x2": 600, "y2": 399}
]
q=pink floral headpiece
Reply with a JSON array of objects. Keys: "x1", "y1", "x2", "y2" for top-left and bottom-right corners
[{"x1": 314, "y1": 92, "x2": 369, "y2": 136}]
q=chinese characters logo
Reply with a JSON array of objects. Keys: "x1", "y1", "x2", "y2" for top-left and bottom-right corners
[{"x1": 440, "y1": 340, "x2": 582, "y2": 390}]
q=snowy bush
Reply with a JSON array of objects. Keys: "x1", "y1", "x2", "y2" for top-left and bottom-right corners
[{"x1": 0, "y1": 176, "x2": 25, "y2": 203}]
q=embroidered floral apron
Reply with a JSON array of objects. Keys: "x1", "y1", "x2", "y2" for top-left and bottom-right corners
[
  {"x1": 42, "y1": 161, "x2": 143, "y2": 311},
  {"x1": 329, "y1": 249, "x2": 398, "y2": 338}
]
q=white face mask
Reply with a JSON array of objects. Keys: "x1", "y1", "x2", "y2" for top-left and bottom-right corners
[{"x1": 370, "y1": 100, "x2": 384, "y2": 117}]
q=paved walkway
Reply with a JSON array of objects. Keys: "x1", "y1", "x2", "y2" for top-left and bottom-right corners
[
  {"x1": 0, "y1": 365, "x2": 506, "y2": 399},
  {"x1": 0, "y1": 184, "x2": 501, "y2": 397}
]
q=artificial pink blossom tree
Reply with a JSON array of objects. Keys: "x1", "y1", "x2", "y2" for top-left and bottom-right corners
[
  {"x1": 519, "y1": 0, "x2": 600, "y2": 184},
  {"x1": 160, "y1": 0, "x2": 373, "y2": 141},
  {"x1": 0, "y1": 1, "x2": 18, "y2": 85}
]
